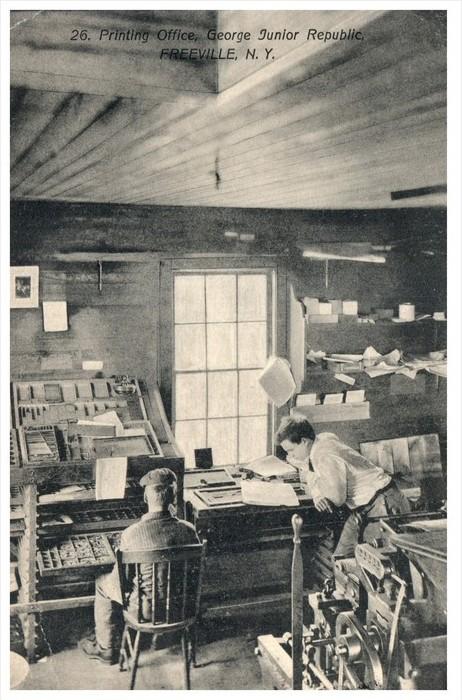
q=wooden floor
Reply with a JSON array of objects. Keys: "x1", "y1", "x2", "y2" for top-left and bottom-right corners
[
  {"x1": 12, "y1": 608, "x2": 281, "y2": 690},
  {"x1": 16, "y1": 635, "x2": 263, "y2": 691}
]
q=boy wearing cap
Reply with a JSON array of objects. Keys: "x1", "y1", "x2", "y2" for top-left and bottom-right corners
[
  {"x1": 275, "y1": 415, "x2": 410, "y2": 559},
  {"x1": 81, "y1": 468, "x2": 199, "y2": 664}
]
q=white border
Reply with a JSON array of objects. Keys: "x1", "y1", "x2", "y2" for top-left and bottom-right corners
[{"x1": 1, "y1": 1, "x2": 460, "y2": 699}]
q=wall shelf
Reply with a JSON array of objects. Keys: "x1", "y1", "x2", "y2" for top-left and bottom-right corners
[{"x1": 291, "y1": 401, "x2": 370, "y2": 423}]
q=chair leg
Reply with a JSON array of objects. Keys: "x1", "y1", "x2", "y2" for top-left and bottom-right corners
[
  {"x1": 182, "y1": 630, "x2": 191, "y2": 690},
  {"x1": 190, "y1": 625, "x2": 198, "y2": 668},
  {"x1": 129, "y1": 631, "x2": 142, "y2": 691},
  {"x1": 119, "y1": 624, "x2": 128, "y2": 671}
]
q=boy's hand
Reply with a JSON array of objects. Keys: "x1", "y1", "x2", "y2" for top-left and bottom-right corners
[{"x1": 313, "y1": 496, "x2": 333, "y2": 513}]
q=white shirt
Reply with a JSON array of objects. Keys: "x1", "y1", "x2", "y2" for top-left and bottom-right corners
[{"x1": 293, "y1": 432, "x2": 391, "y2": 509}]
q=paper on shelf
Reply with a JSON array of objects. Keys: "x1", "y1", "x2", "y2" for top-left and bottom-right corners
[
  {"x1": 382, "y1": 349, "x2": 401, "y2": 366},
  {"x1": 334, "y1": 373, "x2": 356, "y2": 386},
  {"x1": 426, "y1": 364, "x2": 447, "y2": 378},
  {"x1": 93, "y1": 410, "x2": 125, "y2": 437},
  {"x1": 296, "y1": 393, "x2": 318, "y2": 406},
  {"x1": 95, "y1": 457, "x2": 127, "y2": 500},
  {"x1": 307, "y1": 349, "x2": 326, "y2": 363},
  {"x1": 258, "y1": 356, "x2": 296, "y2": 407},
  {"x1": 345, "y1": 389, "x2": 365, "y2": 403},
  {"x1": 363, "y1": 346, "x2": 382, "y2": 362},
  {"x1": 241, "y1": 479, "x2": 299, "y2": 507},
  {"x1": 245, "y1": 455, "x2": 297, "y2": 479}
]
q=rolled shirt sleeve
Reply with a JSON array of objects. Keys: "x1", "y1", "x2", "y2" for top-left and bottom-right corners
[{"x1": 310, "y1": 455, "x2": 348, "y2": 507}]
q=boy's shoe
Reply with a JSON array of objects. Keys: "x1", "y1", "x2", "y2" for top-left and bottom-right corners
[{"x1": 80, "y1": 636, "x2": 116, "y2": 665}]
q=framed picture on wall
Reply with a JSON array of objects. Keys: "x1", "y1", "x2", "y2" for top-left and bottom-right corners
[{"x1": 10, "y1": 266, "x2": 39, "y2": 308}]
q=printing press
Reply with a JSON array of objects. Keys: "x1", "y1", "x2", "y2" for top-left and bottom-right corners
[{"x1": 256, "y1": 510, "x2": 447, "y2": 690}]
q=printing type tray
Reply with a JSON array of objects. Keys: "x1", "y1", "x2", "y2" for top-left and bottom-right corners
[
  {"x1": 194, "y1": 486, "x2": 243, "y2": 507},
  {"x1": 37, "y1": 533, "x2": 115, "y2": 576},
  {"x1": 20, "y1": 425, "x2": 60, "y2": 463},
  {"x1": 71, "y1": 504, "x2": 145, "y2": 531}
]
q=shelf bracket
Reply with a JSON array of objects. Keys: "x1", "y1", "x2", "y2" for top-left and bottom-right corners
[{"x1": 97, "y1": 260, "x2": 103, "y2": 293}]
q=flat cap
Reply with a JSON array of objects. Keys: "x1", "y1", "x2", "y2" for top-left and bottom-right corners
[{"x1": 140, "y1": 468, "x2": 176, "y2": 488}]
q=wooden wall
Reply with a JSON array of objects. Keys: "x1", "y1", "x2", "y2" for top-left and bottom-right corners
[
  {"x1": 287, "y1": 251, "x2": 447, "y2": 462},
  {"x1": 10, "y1": 201, "x2": 446, "y2": 452},
  {"x1": 10, "y1": 259, "x2": 159, "y2": 386}
]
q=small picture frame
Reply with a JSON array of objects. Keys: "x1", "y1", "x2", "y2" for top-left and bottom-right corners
[{"x1": 10, "y1": 266, "x2": 39, "y2": 308}]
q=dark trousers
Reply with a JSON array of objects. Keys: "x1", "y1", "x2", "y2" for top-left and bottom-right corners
[
  {"x1": 333, "y1": 482, "x2": 411, "y2": 559},
  {"x1": 94, "y1": 570, "x2": 123, "y2": 650}
]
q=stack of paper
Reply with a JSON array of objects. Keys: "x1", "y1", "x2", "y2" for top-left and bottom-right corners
[
  {"x1": 241, "y1": 479, "x2": 299, "y2": 507},
  {"x1": 244, "y1": 455, "x2": 297, "y2": 479}
]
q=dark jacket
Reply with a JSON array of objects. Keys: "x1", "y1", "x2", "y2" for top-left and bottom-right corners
[{"x1": 120, "y1": 511, "x2": 199, "y2": 621}]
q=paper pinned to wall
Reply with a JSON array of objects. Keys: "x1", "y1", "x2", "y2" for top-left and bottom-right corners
[
  {"x1": 258, "y1": 356, "x2": 296, "y2": 407},
  {"x1": 43, "y1": 301, "x2": 68, "y2": 332},
  {"x1": 241, "y1": 479, "x2": 299, "y2": 507},
  {"x1": 95, "y1": 457, "x2": 127, "y2": 500}
]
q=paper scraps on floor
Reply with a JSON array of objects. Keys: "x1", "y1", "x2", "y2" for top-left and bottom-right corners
[
  {"x1": 241, "y1": 479, "x2": 299, "y2": 507},
  {"x1": 95, "y1": 456, "x2": 127, "y2": 500}
]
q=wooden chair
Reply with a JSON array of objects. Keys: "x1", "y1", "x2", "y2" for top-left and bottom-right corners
[{"x1": 116, "y1": 541, "x2": 207, "y2": 690}]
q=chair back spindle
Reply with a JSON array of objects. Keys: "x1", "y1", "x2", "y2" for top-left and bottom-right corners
[{"x1": 117, "y1": 542, "x2": 207, "y2": 627}]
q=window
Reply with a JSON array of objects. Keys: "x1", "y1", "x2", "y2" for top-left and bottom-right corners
[{"x1": 173, "y1": 271, "x2": 274, "y2": 468}]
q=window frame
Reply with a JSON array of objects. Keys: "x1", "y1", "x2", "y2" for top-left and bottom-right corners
[{"x1": 159, "y1": 255, "x2": 288, "y2": 469}]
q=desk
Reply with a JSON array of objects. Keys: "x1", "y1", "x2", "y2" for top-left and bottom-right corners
[{"x1": 185, "y1": 482, "x2": 346, "y2": 617}]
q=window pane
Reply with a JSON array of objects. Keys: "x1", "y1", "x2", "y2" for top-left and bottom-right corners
[
  {"x1": 175, "y1": 324, "x2": 206, "y2": 371},
  {"x1": 208, "y1": 418, "x2": 237, "y2": 465},
  {"x1": 208, "y1": 371, "x2": 237, "y2": 418},
  {"x1": 206, "y1": 275, "x2": 236, "y2": 322},
  {"x1": 239, "y1": 370, "x2": 268, "y2": 416},
  {"x1": 238, "y1": 322, "x2": 267, "y2": 368},
  {"x1": 238, "y1": 274, "x2": 267, "y2": 321},
  {"x1": 239, "y1": 416, "x2": 268, "y2": 464},
  {"x1": 175, "y1": 420, "x2": 207, "y2": 469},
  {"x1": 174, "y1": 275, "x2": 205, "y2": 323},
  {"x1": 207, "y1": 324, "x2": 237, "y2": 370},
  {"x1": 175, "y1": 373, "x2": 206, "y2": 420}
]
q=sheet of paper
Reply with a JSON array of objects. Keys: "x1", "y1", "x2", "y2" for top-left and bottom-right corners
[
  {"x1": 43, "y1": 301, "x2": 68, "y2": 332},
  {"x1": 296, "y1": 393, "x2": 318, "y2": 406},
  {"x1": 426, "y1": 364, "x2": 447, "y2": 378},
  {"x1": 363, "y1": 346, "x2": 382, "y2": 361},
  {"x1": 306, "y1": 349, "x2": 326, "y2": 363},
  {"x1": 323, "y1": 393, "x2": 343, "y2": 404},
  {"x1": 334, "y1": 373, "x2": 356, "y2": 386},
  {"x1": 76, "y1": 420, "x2": 116, "y2": 437},
  {"x1": 396, "y1": 367, "x2": 418, "y2": 380},
  {"x1": 95, "y1": 456, "x2": 127, "y2": 500},
  {"x1": 382, "y1": 348, "x2": 401, "y2": 365},
  {"x1": 245, "y1": 454, "x2": 297, "y2": 478},
  {"x1": 330, "y1": 353, "x2": 363, "y2": 362},
  {"x1": 364, "y1": 364, "x2": 397, "y2": 378},
  {"x1": 345, "y1": 389, "x2": 365, "y2": 403},
  {"x1": 93, "y1": 410, "x2": 125, "y2": 436},
  {"x1": 241, "y1": 479, "x2": 299, "y2": 507},
  {"x1": 258, "y1": 356, "x2": 296, "y2": 407}
]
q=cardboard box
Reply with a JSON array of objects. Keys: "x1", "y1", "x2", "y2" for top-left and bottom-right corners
[{"x1": 308, "y1": 314, "x2": 338, "y2": 324}]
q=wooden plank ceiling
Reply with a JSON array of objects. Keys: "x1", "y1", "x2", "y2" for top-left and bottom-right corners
[{"x1": 10, "y1": 9, "x2": 446, "y2": 209}]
